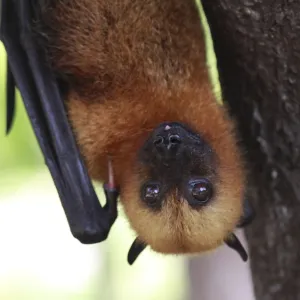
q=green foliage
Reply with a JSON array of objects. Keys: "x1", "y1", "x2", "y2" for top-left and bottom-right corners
[
  {"x1": 195, "y1": 0, "x2": 222, "y2": 103},
  {"x1": 0, "y1": 43, "x2": 42, "y2": 172}
]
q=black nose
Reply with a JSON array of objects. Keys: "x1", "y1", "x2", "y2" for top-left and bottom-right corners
[
  {"x1": 153, "y1": 130, "x2": 182, "y2": 158},
  {"x1": 153, "y1": 134, "x2": 181, "y2": 148},
  {"x1": 141, "y1": 122, "x2": 201, "y2": 164}
]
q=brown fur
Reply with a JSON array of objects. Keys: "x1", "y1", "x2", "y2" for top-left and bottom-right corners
[{"x1": 38, "y1": 0, "x2": 245, "y2": 254}]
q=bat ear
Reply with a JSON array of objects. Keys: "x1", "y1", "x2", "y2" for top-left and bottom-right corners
[
  {"x1": 224, "y1": 197, "x2": 254, "y2": 262},
  {"x1": 225, "y1": 233, "x2": 248, "y2": 262},
  {"x1": 127, "y1": 238, "x2": 147, "y2": 265},
  {"x1": 237, "y1": 197, "x2": 255, "y2": 228}
]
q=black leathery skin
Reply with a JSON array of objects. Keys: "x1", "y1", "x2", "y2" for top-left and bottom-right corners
[{"x1": 127, "y1": 238, "x2": 147, "y2": 265}]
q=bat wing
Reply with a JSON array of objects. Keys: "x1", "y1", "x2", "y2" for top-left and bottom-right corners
[
  {"x1": 5, "y1": 57, "x2": 15, "y2": 134},
  {"x1": 1, "y1": 0, "x2": 117, "y2": 244},
  {"x1": 238, "y1": 199, "x2": 256, "y2": 228}
]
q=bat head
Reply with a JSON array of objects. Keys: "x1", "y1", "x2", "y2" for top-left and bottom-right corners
[
  {"x1": 118, "y1": 107, "x2": 245, "y2": 255},
  {"x1": 66, "y1": 85, "x2": 249, "y2": 262}
]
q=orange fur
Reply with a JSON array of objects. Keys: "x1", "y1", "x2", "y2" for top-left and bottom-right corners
[{"x1": 38, "y1": 0, "x2": 245, "y2": 254}]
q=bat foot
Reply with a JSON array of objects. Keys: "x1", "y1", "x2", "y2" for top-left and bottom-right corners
[{"x1": 103, "y1": 183, "x2": 119, "y2": 225}]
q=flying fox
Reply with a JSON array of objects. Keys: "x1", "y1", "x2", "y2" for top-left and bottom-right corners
[{"x1": 1, "y1": 0, "x2": 254, "y2": 265}]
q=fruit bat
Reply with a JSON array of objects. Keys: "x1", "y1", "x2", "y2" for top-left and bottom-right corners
[{"x1": 1, "y1": 0, "x2": 255, "y2": 265}]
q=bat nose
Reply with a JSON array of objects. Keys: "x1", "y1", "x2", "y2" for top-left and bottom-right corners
[
  {"x1": 141, "y1": 122, "x2": 198, "y2": 164},
  {"x1": 153, "y1": 133, "x2": 182, "y2": 157},
  {"x1": 140, "y1": 122, "x2": 211, "y2": 172}
]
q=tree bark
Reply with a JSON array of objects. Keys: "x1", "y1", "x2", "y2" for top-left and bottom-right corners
[{"x1": 200, "y1": 1, "x2": 300, "y2": 299}]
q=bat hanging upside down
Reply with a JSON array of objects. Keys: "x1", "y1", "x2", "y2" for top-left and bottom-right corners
[{"x1": 2, "y1": 0, "x2": 254, "y2": 265}]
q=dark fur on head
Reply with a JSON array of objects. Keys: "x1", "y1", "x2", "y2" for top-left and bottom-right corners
[{"x1": 139, "y1": 122, "x2": 217, "y2": 211}]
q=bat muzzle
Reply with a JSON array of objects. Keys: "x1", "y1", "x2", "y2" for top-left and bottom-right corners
[
  {"x1": 141, "y1": 122, "x2": 205, "y2": 165},
  {"x1": 152, "y1": 128, "x2": 182, "y2": 159}
]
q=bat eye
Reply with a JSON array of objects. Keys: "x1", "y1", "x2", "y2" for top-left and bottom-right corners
[
  {"x1": 141, "y1": 182, "x2": 162, "y2": 208},
  {"x1": 189, "y1": 179, "x2": 213, "y2": 205}
]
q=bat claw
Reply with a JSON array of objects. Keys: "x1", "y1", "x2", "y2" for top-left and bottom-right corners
[
  {"x1": 103, "y1": 157, "x2": 119, "y2": 223},
  {"x1": 224, "y1": 233, "x2": 248, "y2": 262},
  {"x1": 127, "y1": 237, "x2": 147, "y2": 265},
  {"x1": 103, "y1": 183, "x2": 119, "y2": 224}
]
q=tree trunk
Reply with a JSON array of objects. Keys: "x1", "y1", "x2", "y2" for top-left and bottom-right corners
[{"x1": 200, "y1": 1, "x2": 300, "y2": 299}]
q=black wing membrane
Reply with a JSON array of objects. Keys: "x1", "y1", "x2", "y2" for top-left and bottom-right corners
[
  {"x1": 5, "y1": 57, "x2": 16, "y2": 134},
  {"x1": 237, "y1": 198, "x2": 256, "y2": 228},
  {"x1": 1, "y1": 0, "x2": 118, "y2": 244}
]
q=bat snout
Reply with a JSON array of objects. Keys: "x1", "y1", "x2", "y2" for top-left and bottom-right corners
[
  {"x1": 153, "y1": 133, "x2": 182, "y2": 159},
  {"x1": 142, "y1": 122, "x2": 200, "y2": 163}
]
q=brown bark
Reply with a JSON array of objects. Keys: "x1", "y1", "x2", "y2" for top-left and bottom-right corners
[{"x1": 200, "y1": 1, "x2": 300, "y2": 299}]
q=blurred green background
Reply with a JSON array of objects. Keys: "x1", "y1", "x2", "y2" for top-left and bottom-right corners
[{"x1": 0, "y1": 2, "x2": 220, "y2": 299}]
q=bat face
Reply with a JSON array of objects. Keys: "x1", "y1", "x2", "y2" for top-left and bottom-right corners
[
  {"x1": 63, "y1": 85, "x2": 243, "y2": 257},
  {"x1": 119, "y1": 119, "x2": 244, "y2": 255},
  {"x1": 139, "y1": 122, "x2": 216, "y2": 212}
]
